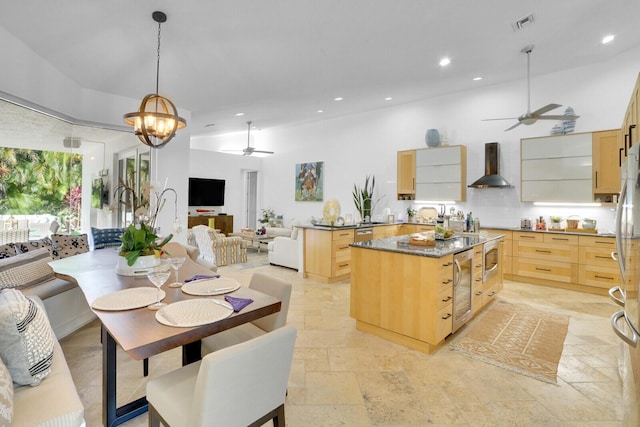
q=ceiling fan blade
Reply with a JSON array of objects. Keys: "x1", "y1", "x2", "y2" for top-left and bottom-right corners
[
  {"x1": 252, "y1": 149, "x2": 275, "y2": 154},
  {"x1": 536, "y1": 114, "x2": 580, "y2": 121},
  {"x1": 504, "y1": 122, "x2": 522, "y2": 131},
  {"x1": 531, "y1": 103, "x2": 562, "y2": 116},
  {"x1": 482, "y1": 117, "x2": 519, "y2": 121}
]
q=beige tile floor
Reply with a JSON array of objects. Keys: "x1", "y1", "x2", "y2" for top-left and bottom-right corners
[{"x1": 61, "y1": 255, "x2": 627, "y2": 426}]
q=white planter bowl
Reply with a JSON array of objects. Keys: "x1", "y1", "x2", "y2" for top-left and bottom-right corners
[{"x1": 116, "y1": 254, "x2": 161, "y2": 276}]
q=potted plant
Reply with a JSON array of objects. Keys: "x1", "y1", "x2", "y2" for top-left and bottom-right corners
[
  {"x1": 406, "y1": 207, "x2": 417, "y2": 222},
  {"x1": 119, "y1": 222, "x2": 172, "y2": 267},
  {"x1": 353, "y1": 175, "x2": 381, "y2": 223}
]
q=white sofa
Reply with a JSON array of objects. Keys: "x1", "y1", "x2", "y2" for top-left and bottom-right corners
[{"x1": 266, "y1": 220, "x2": 300, "y2": 270}]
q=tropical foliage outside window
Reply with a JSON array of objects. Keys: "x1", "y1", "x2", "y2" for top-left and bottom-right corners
[{"x1": 0, "y1": 147, "x2": 83, "y2": 233}]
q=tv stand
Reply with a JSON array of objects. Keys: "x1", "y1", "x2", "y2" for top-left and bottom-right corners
[{"x1": 188, "y1": 215, "x2": 233, "y2": 235}]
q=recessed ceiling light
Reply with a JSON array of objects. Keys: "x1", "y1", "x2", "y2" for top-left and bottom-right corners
[
  {"x1": 234, "y1": 112, "x2": 245, "y2": 116},
  {"x1": 384, "y1": 97, "x2": 392, "y2": 101},
  {"x1": 602, "y1": 34, "x2": 615, "y2": 44},
  {"x1": 334, "y1": 97, "x2": 343, "y2": 101},
  {"x1": 317, "y1": 109, "x2": 324, "y2": 113},
  {"x1": 473, "y1": 77, "x2": 483, "y2": 81},
  {"x1": 439, "y1": 58, "x2": 451, "y2": 67}
]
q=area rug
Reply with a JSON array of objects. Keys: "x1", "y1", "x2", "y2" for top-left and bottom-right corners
[
  {"x1": 227, "y1": 254, "x2": 269, "y2": 270},
  {"x1": 451, "y1": 300, "x2": 570, "y2": 384}
]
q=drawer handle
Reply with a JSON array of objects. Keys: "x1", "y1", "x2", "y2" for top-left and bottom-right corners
[
  {"x1": 338, "y1": 264, "x2": 349, "y2": 268},
  {"x1": 551, "y1": 237, "x2": 569, "y2": 241},
  {"x1": 441, "y1": 313, "x2": 452, "y2": 320},
  {"x1": 441, "y1": 279, "x2": 453, "y2": 285},
  {"x1": 475, "y1": 278, "x2": 482, "y2": 282},
  {"x1": 475, "y1": 291, "x2": 483, "y2": 296},
  {"x1": 487, "y1": 291, "x2": 496, "y2": 297},
  {"x1": 475, "y1": 264, "x2": 482, "y2": 268},
  {"x1": 536, "y1": 267, "x2": 551, "y2": 272},
  {"x1": 520, "y1": 235, "x2": 536, "y2": 239},
  {"x1": 595, "y1": 241, "x2": 614, "y2": 246},
  {"x1": 595, "y1": 255, "x2": 612, "y2": 260},
  {"x1": 535, "y1": 249, "x2": 552, "y2": 253},
  {"x1": 595, "y1": 275, "x2": 614, "y2": 280},
  {"x1": 441, "y1": 296, "x2": 452, "y2": 303},
  {"x1": 442, "y1": 261, "x2": 453, "y2": 267}
]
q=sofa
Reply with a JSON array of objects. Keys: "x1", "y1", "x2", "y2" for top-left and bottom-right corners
[
  {"x1": 188, "y1": 226, "x2": 247, "y2": 267},
  {"x1": 266, "y1": 219, "x2": 300, "y2": 270},
  {"x1": 1, "y1": 291, "x2": 85, "y2": 427}
]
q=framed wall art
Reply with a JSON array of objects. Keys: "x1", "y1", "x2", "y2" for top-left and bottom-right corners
[{"x1": 295, "y1": 161, "x2": 323, "y2": 201}]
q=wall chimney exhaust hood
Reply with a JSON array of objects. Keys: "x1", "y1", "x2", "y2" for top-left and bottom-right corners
[{"x1": 468, "y1": 142, "x2": 511, "y2": 188}]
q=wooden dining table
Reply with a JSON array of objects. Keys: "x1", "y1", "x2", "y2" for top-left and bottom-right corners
[{"x1": 49, "y1": 245, "x2": 281, "y2": 427}]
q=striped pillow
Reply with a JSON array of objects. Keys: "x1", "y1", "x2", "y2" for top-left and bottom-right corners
[
  {"x1": 0, "y1": 248, "x2": 55, "y2": 290},
  {"x1": 0, "y1": 289, "x2": 54, "y2": 386}
]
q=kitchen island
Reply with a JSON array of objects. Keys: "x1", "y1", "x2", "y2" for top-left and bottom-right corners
[{"x1": 350, "y1": 233, "x2": 503, "y2": 353}]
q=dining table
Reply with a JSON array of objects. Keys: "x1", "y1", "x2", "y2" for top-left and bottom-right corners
[{"x1": 49, "y1": 244, "x2": 282, "y2": 427}]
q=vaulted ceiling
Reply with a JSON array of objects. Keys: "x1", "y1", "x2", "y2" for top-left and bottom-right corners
[{"x1": 1, "y1": 1, "x2": 639, "y2": 136}]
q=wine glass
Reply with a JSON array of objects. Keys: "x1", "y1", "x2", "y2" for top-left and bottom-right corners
[
  {"x1": 147, "y1": 263, "x2": 171, "y2": 310},
  {"x1": 168, "y1": 256, "x2": 186, "y2": 288}
]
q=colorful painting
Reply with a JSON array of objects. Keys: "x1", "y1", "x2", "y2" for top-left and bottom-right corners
[{"x1": 295, "y1": 162, "x2": 323, "y2": 201}]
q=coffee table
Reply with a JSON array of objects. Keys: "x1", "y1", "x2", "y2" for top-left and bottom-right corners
[{"x1": 230, "y1": 232, "x2": 275, "y2": 253}]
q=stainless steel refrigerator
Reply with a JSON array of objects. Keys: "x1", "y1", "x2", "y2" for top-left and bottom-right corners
[{"x1": 611, "y1": 142, "x2": 640, "y2": 426}]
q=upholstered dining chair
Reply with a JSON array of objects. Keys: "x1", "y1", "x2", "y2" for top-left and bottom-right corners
[
  {"x1": 146, "y1": 324, "x2": 297, "y2": 427},
  {"x1": 200, "y1": 272, "x2": 292, "y2": 355}
]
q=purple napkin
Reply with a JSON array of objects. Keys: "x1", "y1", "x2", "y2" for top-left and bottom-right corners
[
  {"x1": 184, "y1": 274, "x2": 220, "y2": 283},
  {"x1": 224, "y1": 295, "x2": 253, "y2": 312}
]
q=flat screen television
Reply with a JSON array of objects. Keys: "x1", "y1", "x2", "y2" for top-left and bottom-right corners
[{"x1": 189, "y1": 177, "x2": 225, "y2": 206}]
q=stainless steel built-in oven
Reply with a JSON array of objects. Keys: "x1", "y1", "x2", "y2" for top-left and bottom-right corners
[
  {"x1": 483, "y1": 238, "x2": 500, "y2": 283},
  {"x1": 452, "y1": 248, "x2": 473, "y2": 333}
]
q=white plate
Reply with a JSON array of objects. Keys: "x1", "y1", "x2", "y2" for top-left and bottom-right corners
[
  {"x1": 181, "y1": 277, "x2": 241, "y2": 296},
  {"x1": 156, "y1": 299, "x2": 233, "y2": 327},
  {"x1": 92, "y1": 287, "x2": 166, "y2": 311}
]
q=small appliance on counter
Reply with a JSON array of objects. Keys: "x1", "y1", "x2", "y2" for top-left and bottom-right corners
[{"x1": 520, "y1": 218, "x2": 532, "y2": 230}]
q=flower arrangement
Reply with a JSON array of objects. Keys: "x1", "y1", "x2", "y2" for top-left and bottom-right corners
[
  {"x1": 113, "y1": 179, "x2": 175, "y2": 266},
  {"x1": 259, "y1": 208, "x2": 274, "y2": 224}
]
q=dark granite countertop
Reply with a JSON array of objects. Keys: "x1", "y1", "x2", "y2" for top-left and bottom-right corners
[
  {"x1": 479, "y1": 226, "x2": 614, "y2": 237},
  {"x1": 350, "y1": 233, "x2": 503, "y2": 258},
  {"x1": 298, "y1": 222, "x2": 435, "y2": 230}
]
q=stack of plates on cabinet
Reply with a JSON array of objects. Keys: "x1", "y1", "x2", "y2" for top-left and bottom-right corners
[{"x1": 562, "y1": 106, "x2": 576, "y2": 133}]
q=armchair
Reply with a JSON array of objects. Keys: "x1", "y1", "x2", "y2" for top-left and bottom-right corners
[{"x1": 191, "y1": 225, "x2": 247, "y2": 267}]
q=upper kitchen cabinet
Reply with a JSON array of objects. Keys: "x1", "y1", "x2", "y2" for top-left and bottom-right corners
[
  {"x1": 622, "y1": 72, "x2": 640, "y2": 158},
  {"x1": 521, "y1": 133, "x2": 592, "y2": 203},
  {"x1": 397, "y1": 150, "x2": 416, "y2": 200},
  {"x1": 415, "y1": 145, "x2": 466, "y2": 202},
  {"x1": 592, "y1": 129, "x2": 622, "y2": 202}
]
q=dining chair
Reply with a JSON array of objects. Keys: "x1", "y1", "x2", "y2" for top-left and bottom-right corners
[
  {"x1": 200, "y1": 272, "x2": 292, "y2": 355},
  {"x1": 146, "y1": 324, "x2": 297, "y2": 427}
]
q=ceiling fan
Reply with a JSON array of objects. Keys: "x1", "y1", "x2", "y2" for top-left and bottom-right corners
[
  {"x1": 484, "y1": 45, "x2": 579, "y2": 131},
  {"x1": 223, "y1": 121, "x2": 274, "y2": 156}
]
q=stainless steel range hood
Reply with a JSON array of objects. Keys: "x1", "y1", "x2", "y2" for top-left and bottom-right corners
[{"x1": 468, "y1": 142, "x2": 511, "y2": 188}]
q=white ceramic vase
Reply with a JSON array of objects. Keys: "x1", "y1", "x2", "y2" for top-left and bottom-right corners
[{"x1": 115, "y1": 254, "x2": 161, "y2": 276}]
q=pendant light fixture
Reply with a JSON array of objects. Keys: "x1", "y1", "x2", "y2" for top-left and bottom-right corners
[{"x1": 124, "y1": 11, "x2": 186, "y2": 149}]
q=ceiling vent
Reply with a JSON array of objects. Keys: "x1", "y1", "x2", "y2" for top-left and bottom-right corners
[
  {"x1": 512, "y1": 13, "x2": 535, "y2": 31},
  {"x1": 63, "y1": 137, "x2": 81, "y2": 148}
]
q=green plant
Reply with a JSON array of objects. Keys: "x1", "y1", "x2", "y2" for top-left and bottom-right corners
[
  {"x1": 119, "y1": 222, "x2": 172, "y2": 266},
  {"x1": 406, "y1": 207, "x2": 417, "y2": 217},
  {"x1": 353, "y1": 175, "x2": 379, "y2": 221}
]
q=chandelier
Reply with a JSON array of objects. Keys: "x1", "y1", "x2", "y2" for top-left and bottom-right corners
[{"x1": 124, "y1": 11, "x2": 186, "y2": 149}]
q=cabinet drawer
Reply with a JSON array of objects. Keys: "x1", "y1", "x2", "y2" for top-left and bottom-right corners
[
  {"x1": 472, "y1": 289, "x2": 484, "y2": 315},
  {"x1": 332, "y1": 259, "x2": 351, "y2": 276},
  {"x1": 544, "y1": 234, "x2": 579, "y2": 245},
  {"x1": 482, "y1": 284, "x2": 499, "y2": 306},
  {"x1": 512, "y1": 258, "x2": 577, "y2": 283},
  {"x1": 503, "y1": 239, "x2": 512, "y2": 256},
  {"x1": 578, "y1": 235, "x2": 616, "y2": 249},
  {"x1": 435, "y1": 304, "x2": 453, "y2": 343},
  {"x1": 437, "y1": 286, "x2": 453, "y2": 311},
  {"x1": 332, "y1": 239, "x2": 352, "y2": 257},
  {"x1": 437, "y1": 256, "x2": 454, "y2": 291},
  {"x1": 513, "y1": 240, "x2": 579, "y2": 263},
  {"x1": 332, "y1": 229, "x2": 354, "y2": 241},
  {"x1": 513, "y1": 232, "x2": 543, "y2": 242},
  {"x1": 414, "y1": 224, "x2": 434, "y2": 233},
  {"x1": 503, "y1": 255, "x2": 512, "y2": 275},
  {"x1": 578, "y1": 246, "x2": 617, "y2": 267},
  {"x1": 473, "y1": 270, "x2": 483, "y2": 290},
  {"x1": 578, "y1": 265, "x2": 621, "y2": 289}
]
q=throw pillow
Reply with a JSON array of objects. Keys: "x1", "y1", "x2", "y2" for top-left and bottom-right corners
[
  {"x1": 0, "y1": 248, "x2": 55, "y2": 291},
  {"x1": 0, "y1": 357, "x2": 12, "y2": 425},
  {"x1": 0, "y1": 289, "x2": 54, "y2": 386},
  {"x1": 91, "y1": 227, "x2": 124, "y2": 250},
  {"x1": 50, "y1": 234, "x2": 89, "y2": 259},
  {"x1": 13, "y1": 237, "x2": 53, "y2": 255},
  {"x1": 0, "y1": 244, "x2": 17, "y2": 260},
  {"x1": 289, "y1": 219, "x2": 300, "y2": 240}
]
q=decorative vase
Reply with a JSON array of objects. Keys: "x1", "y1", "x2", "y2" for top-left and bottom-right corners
[
  {"x1": 116, "y1": 254, "x2": 161, "y2": 276},
  {"x1": 425, "y1": 129, "x2": 441, "y2": 147}
]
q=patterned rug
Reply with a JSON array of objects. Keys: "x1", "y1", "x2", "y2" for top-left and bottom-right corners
[{"x1": 451, "y1": 300, "x2": 570, "y2": 384}]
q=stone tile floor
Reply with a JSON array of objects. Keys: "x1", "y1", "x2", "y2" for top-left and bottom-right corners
[{"x1": 61, "y1": 257, "x2": 627, "y2": 426}]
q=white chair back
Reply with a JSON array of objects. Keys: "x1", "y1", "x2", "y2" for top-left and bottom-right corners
[
  {"x1": 249, "y1": 272, "x2": 292, "y2": 332},
  {"x1": 191, "y1": 225, "x2": 216, "y2": 265},
  {"x1": 188, "y1": 325, "x2": 297, "y2": 426}
]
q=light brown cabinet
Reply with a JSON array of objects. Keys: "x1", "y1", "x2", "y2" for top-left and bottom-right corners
[
  {"x1": 622, "y1": 72, "x2": 640, "y2": 159},
  {"x1": 592, "y1": 129, "x2": 622, "y2": 202},
  {"x1": 302, "y1": 228, "x2": 354, "y2": 283},
  {"x1": 187, "y1": 215, "x2": 233, "y2": 235},
  {"x1": 578, "y1": 236, "x2": 620, "y2": 290},
  {"x1": 397, "y1": 150, "x2": 416, "y2": 200}
]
